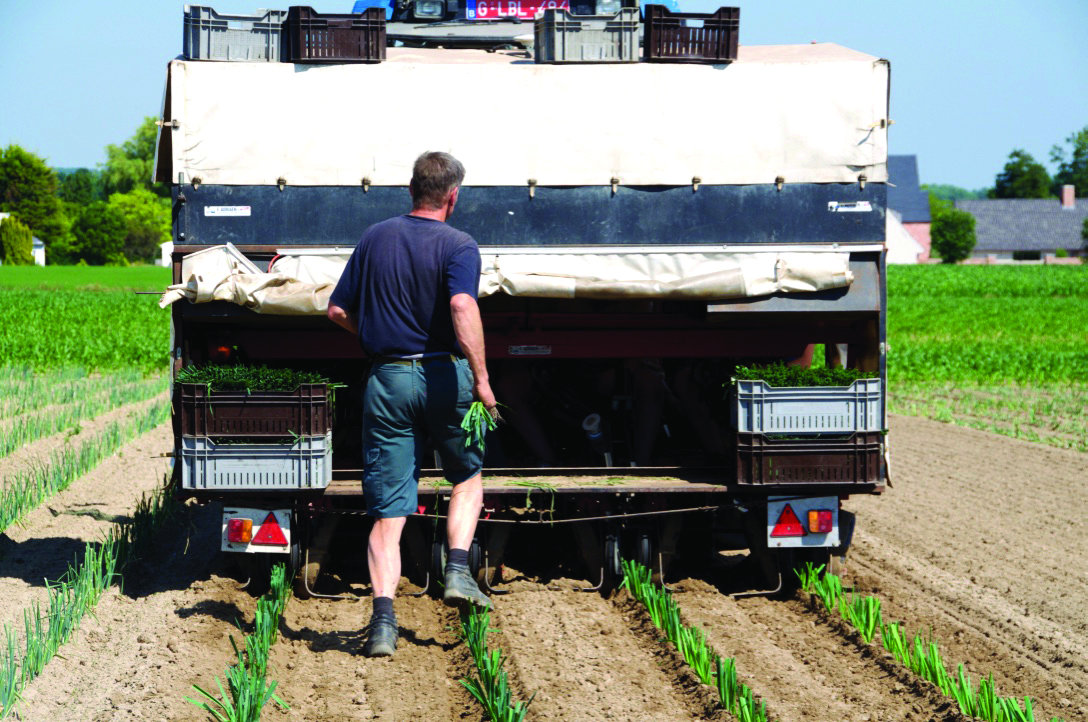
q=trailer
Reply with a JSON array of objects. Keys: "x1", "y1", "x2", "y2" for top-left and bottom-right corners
[{"x1": 156, "y1": 41, "x2": 890, "y2": 597}]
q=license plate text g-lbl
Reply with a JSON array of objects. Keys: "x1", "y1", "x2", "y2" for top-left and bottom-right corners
[{"x1": 466, "y1": 0, "x2": 569, "y2": 20}]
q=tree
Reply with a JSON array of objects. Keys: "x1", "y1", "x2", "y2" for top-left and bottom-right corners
[
  {"x1": 931, "y1": 208, "x2": 977, "y2": 263},
  {"x1": 920, "y1": 184, "x2": 988, "y2": 202},
  {"x1": 989, "y1": 149, "x2": 1051, "y2": 199},
  {"x1": 70, "y1": 201, "x2": 127, "y2": 265},
  {"x1": 0, "y1": 215, "x2": 34, "y2": 266},
  {"x1": 100, "y1": 117, "x2": 169, "y2": 198},
  {"x1": 108, "y1": 189, "x2": 171, "y2": 263},
  {"x1": 0, "y1": 145, "x2": 71, "y2": 252},
  {"x1": 1051, "y1": 125, "x2": 1088, "y2": 196},
  {"x1": 57, "y1": 168, "x2": 102, "y2": 205}
]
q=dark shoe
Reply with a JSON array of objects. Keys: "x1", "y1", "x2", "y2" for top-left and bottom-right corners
[
  {"x1": 443, "y1": 566, "x2": 491, "y2": 610},
  {"x1": 362, "y1": 614, "x2": 398, "y2": 658}
]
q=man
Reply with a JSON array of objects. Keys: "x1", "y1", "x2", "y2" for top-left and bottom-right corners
[{"x1": 327, "y1": 151, "x2": 496, "y2": 659}]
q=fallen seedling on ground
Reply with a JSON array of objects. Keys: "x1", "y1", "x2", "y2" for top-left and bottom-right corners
[
  {"x1": 621, "y1": 559, "x2": 773, "y2": 722},
  {"x1": 796, "y1": 563, "x2": 1066, "y2": 722}
]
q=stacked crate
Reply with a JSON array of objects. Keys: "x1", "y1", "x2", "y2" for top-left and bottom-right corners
[
  {"x1": 182, "y1": 5, "x2": 385, "y2": 63},
  {"x1": 731, "y1": 378, "x2": 883, "y2": 485},
  {"x1": 175, "y1": 383, "x2": 334, "y2": 491}
]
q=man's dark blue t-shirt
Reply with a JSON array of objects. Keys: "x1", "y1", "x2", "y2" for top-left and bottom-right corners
[{"x1": 330, "y1": 214, "x2": 481, "y2": 358}]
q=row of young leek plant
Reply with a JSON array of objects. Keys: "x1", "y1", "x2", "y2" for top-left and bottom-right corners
[
  {"x1": 0, "y1": 376, "x2": 169, "y2": 458},
  {"x1": 0, "y1": 398, "x2": 170, "y2": 533},
  {"x1": 0, "y1": 367, "x2": 154, "y2": 417},
  {"x1": 188, "y1": 564, "x2": 292, "y2": 722},
  {"x1": 796, "y1": 564, "x2": 1065, "y2": 722},
  {"x1": 620, "y1": 560, "x2": 772, "y2": 722},
  {"x1": 0, "y1": 482, "x2": 180, "y2": 719},
  {"x1": 458, "y1": 607, "x2": 534, "y2": 722}
]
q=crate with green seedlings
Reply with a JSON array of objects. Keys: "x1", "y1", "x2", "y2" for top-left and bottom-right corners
[
  {"x1": 732, "y1": 362, "x2": 882, "y2": 436},
  {"x1": 175, "y1": 364, "x2": 335, "y2": 439}
]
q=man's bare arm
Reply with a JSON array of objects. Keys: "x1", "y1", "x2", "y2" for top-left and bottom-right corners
[
  {"x1": 450, "y1": 293, "x2": 496, "y2": 409},
  {"x1": 327, "y1": 303, "x2": 358, "y2": 334}
]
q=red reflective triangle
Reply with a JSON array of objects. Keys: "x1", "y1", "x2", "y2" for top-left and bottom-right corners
[
  {"x1": 770, "y1": 504, "x2": 805, "y2": 537},
  {"x1": 252, "y1": 512, "x2": 288, "y2": 546}
]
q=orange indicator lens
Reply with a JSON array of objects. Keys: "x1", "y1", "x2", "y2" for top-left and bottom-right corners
[
  {"x1": 808, "y1": 509, "x2": 833, "y2": 534},
  {"x1": 227, "y1": 518, "x2": 253, "y2": 543}
]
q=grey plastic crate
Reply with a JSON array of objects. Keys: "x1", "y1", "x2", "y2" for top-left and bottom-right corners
[
  {"x1": 179, "y1": 432, "x2": 332, "y2": 490},
  {"x1": 534, "y1": 8, "x2": 640, "y2": 64},
  {"x1": 732, "y1": 378, "x2": 882, "y2": 435},
  {"x1": 183, "y1": 6, "x2": 288, "y2": 62}
]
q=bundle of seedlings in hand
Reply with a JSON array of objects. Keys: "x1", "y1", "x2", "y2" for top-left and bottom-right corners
[
  {"x1": 461, "y1": 401, "x2": 502, "y2": 453},
  {"x1": 457, "y1": 607, "x2": 533, "y2": 722}
]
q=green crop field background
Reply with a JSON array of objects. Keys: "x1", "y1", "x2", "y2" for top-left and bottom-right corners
[{"x1": 0, "y1": 263, "x2": 1084, "y2": 449}]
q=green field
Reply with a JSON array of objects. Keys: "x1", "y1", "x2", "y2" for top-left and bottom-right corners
[
  {"x1": 0, "y1": 265, "x2": 170, "y2": 291},
  {"x1": 0, "y1": 264, "x2": 1083, "y2": 449}
]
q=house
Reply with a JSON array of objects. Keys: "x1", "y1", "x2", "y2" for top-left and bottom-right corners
[
  {"x1": 886, "y1": 209, "x2": 926, "y2": 264},
  {"x1": 887, "y1": 155, "x2": 932, "y2": 262},
  {"x1": 955, "y1": 185, "x2": 1086, "y2": 261},
  {"x1": 0, "y1": 211, "x2": 46, "y2": 267},
  {"x1": 32, "y1": 237, "x2": 45, "y2": 266}
]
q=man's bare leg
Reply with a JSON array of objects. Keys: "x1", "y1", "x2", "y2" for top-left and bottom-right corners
[
  {"x1": 364, "y1": 516, "x2": 406, "y2": 657},
  {"x1": 443, "y1": 473, "x2": 491, "y2": 608},
  {"x1": 447, "y1": 473, "x2": 483, "y2": 550},
  {"x1": 368, "y1": 516, "x2": 407, "y2": 599}
]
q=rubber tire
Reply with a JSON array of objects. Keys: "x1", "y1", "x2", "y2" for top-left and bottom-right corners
[{"x1": 634, "y1": 532, "x2": 653, "y2": 571}]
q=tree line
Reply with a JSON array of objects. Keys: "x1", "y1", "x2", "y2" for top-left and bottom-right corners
[
  {"x1": 0, "y1": 117, "x2": 168, "y2": 266},
  {"x1": 924, "y1": 125, "x2": 1087, "y2": 263}
]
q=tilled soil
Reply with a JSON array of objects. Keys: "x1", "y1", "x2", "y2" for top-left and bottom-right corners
[{"x1": 11, "y1": 413, "x2": 1088, "y2": 721}]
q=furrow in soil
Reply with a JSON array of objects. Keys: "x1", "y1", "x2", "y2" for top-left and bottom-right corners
[{"x1": 496, "y1": 585, "x2": 706, "y2": 722}]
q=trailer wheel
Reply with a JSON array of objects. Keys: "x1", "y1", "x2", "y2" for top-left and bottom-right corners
[
  {"x1": 634, "y1": 532, "x2": 654, "y2": 571},
  {"x1": 604, "y1": 533, "x2": 622, "y2": 579},
  {"x1": 431, "y1": 538, "x2": 483, "y2": 590}
]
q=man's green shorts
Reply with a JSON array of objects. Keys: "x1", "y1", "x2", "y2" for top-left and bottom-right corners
[{"x1": 362, "y1": 357, "x2": 483, "y2": 518}]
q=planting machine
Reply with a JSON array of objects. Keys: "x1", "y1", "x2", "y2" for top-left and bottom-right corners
[{"x1": 157, "y1": 26, "x2": 890, "y2": 597}]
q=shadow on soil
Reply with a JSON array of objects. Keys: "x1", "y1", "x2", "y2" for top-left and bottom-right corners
[
  {"x1": 0, "y1": 533, "x2": 96, "y2": 587},
  {"x1": 121, "y1": 501, "x2": 227, "y2": 600}
]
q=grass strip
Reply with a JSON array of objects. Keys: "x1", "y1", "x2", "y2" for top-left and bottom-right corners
[
  {"x1": 796, "y1": 564, "x2": 1065, "y2": 722},
  {"x1": 0, "y1": 398, "x2": 169, "y2": 532},
  {"x1": 457, "y1": 607, "x2": 534, "y2": 722},
  {"x1": 187, "y1": 563, "x2": 292, "y2": 721},
  {"x1": 0, "y1": 479, "x2": 181, "y2": 719},
  {"x1": 621, "y1": 560, "x2": 773, "y2": 722}
]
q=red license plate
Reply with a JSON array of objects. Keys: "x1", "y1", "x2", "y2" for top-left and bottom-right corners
[{"x1": 467, "y1": 0, "x2": 570, "y2": 20}]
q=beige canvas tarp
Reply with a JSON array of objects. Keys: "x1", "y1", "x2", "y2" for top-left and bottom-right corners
[
  {"x1": 159, "y1": 245, "x2": 854, "y2": 314},
  {"x1": 154, "y1": 45, "x2": 889, "y2": 188}
]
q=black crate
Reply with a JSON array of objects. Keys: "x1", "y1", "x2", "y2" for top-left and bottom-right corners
[
  {"x1": 643, "y1": 5, "x2": 739, "y2": 64},
  {"x1": 735, "y1": 432, "x2": 882, "y2": 485},
  {"x1": 285, "y1": 6, "x2": 385, "y2": 64},
  {"x1": 175, "y1": 383, "x2": 332, "y2": 438}
]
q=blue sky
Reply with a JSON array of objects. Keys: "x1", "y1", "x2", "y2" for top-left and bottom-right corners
[{"x1": 1, "y1": 0, "x2": 1085, "y2": 190}]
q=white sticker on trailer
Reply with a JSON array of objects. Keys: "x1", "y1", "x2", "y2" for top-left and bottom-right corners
[
  {"x1": 766, "y1": 496, "x2": 840, "y2": 549},
  {"x1": 508, "y1": 345, "x2": 552, "y2": 356},
  {"x1": 204, "y1": 206, "x2": 251, "y2": 216},
  {"x1": 827, "y1": 201, "x2": 872, "y2": 213}
]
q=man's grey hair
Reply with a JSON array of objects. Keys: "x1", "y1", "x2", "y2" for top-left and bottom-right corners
[{"x1": 410, "y1": 151, "x2": 466, "y2": 210}]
